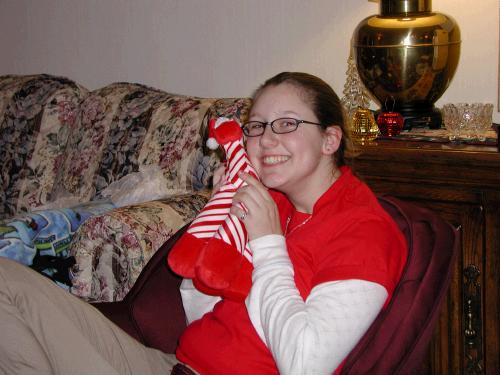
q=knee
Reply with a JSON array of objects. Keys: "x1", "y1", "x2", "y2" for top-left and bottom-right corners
[{"x1": 0, "y1": 257, "x2": 31, "y2": 282}]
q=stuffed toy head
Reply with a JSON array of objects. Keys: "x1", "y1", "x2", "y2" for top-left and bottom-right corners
[{"x1": 206, "y1": 117, "x2": 243, "y2": 150}]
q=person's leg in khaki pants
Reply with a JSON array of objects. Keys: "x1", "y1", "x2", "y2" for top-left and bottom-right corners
[{"x1": 0, "y1": 257, "x2": 181, "y2": 375}]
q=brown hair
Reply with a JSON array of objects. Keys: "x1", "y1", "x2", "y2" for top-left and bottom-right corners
[{"x1": 253, "y1": 72, "x2": 354, "y2": 167}]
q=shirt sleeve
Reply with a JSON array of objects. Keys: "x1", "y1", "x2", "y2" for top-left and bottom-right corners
[
  {"x1": 312, "y1": 215, "x2": 406, "y2": 296},
  {"x1": 246, "y1": 235, "x2": 388, "y2": 375},
  {"x1": 180, "y1": 279, "x2": 222, "y2": 324}
]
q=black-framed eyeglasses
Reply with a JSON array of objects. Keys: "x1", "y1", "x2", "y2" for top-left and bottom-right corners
[{"x1": 242, "y1": 117, "x2": 322, "y2": 137}]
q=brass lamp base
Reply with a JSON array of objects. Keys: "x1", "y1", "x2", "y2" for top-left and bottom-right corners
[{"x1": 353, "y1": 0, "x2": 460, "y2": 131}]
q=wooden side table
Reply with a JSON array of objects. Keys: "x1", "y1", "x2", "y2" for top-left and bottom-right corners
[{"x1": 353, "y1": 140, "x2": 499, "y2": 375}]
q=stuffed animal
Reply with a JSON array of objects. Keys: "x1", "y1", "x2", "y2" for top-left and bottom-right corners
[{"x1": 168, "y1": 117, "x2": 258, "y2": 301}]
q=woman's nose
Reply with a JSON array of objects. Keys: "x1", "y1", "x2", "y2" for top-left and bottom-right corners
[{"x1": 259, "y1": 124, "x2": 278, "y2": 147}]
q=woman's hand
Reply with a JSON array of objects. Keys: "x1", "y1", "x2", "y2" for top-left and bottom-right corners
[{"x1": 230, "y1": 172, "x2": 282, "y2": 241}]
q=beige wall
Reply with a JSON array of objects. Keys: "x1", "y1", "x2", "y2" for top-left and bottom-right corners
[{"x1": 1, "y1": 0, "x2": 499, "y2": 122}]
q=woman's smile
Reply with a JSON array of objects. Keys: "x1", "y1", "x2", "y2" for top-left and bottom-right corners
[{"x1": 262, "y1": 155, "x2": 290, "y2": 166}]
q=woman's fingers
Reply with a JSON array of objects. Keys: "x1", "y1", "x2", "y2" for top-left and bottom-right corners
[
  {"x1": 231, "y1": 172, "x2": 282, "y2": 239},
  {"x1": 230, "y1": 204, "x2": 248, "y2": 221},
  {"x1": 233, "y1": 176, "x2": 267, "y2": 215},
  {"x1": 238, "y1": 172, "x2": 271, "y2": 200}
]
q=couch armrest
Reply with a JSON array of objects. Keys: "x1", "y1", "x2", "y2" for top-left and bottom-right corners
[{"x1": 69, "y1": 192, "x2": 208, "y2": 302}]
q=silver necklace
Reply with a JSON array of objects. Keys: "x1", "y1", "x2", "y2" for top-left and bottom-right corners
[{"x1": 284, "y1": 167, "x2": 339, "y2": 236}]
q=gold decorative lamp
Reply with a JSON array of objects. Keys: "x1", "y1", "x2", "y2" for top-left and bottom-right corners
[{"x1": 352, "y1": 0, "x2": 461, "y2": 129}]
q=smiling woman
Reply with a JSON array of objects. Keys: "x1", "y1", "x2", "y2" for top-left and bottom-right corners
[{"x1": 174, "y1": 72, "x2": 407, "y2": 375}]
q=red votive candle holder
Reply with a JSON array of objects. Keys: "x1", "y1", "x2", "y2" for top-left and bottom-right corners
[{"x1": 376, "y1": 111, "x2": 404, "y2": 137}]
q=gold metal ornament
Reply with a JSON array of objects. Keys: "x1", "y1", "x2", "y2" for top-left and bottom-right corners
[
  {"x1": 350, "y1": 107, "x2": 379, "y2": 144},
  {"x1": 352, "y1": 0, "x2": 461, "y2": 129}
]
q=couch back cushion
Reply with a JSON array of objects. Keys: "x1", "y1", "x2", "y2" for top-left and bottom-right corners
[
  {"x1": 53, "y1": 82, "x2": 180, "y2": 203},
  {"x1": 0, "y1": 74, "x2": 88, "y2": 219},
  {"x1": 52, "y1": 81, "x2": 251, "y2": 204}
]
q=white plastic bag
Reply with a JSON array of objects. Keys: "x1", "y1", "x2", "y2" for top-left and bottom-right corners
[{"x1": 100, "y1": 165, "x2": 181, "y2": 207}]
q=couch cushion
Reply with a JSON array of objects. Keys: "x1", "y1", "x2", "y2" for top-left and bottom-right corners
[{"x1": 0, "y1": 74, "x2": 88, "y2": 219}]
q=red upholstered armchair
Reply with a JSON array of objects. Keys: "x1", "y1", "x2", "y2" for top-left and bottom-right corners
[{"x1": 92, "y1": 196, "x2": 459, "y2": 374}]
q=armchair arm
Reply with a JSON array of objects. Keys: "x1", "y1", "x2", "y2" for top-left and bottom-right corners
[{"x1": 69, "y1": 192, "x2": 208, "y2": 302}]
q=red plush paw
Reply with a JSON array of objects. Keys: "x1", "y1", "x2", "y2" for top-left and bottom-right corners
[
  {"x1": 195, "y1": 238, "x2": 241, "y2": 289},
  {"x1": 220, "y1": 259, "x2": 253, "y2": 302},
  {"x1": 195, "y1": 238, "x2": 253, "y2": 301},
  {"x1": 192, "y1": 277, "x2": 225, "y2": 297},
  {"x1": 167, "y1": 233, "x2": 208, "y2": 278}
]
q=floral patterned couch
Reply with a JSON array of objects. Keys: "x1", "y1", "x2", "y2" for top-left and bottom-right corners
[{"x1": 0, "y1": 74, "x2": 251, "y2": 302}]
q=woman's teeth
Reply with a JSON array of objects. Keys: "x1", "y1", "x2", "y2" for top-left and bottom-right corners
[{"x1": 263, "y1": 155, "x2": 290, "y2": 165}]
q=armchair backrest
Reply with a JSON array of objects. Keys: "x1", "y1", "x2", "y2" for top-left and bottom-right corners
[
  {"x1": 341, "y1": 196, "x2": 459, "y2": 375},
  {"x1": 124, "y1": 225, "x2": 189, "y2": 353}
]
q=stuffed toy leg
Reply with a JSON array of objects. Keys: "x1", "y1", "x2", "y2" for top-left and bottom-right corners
[{"x1": 168, "y1": 118, "x2": 258, "y2": 301}]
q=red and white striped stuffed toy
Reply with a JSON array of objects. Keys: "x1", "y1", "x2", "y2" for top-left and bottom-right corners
[{"x1": 168, "y1": 117, "x2": 258, "y2": 301}]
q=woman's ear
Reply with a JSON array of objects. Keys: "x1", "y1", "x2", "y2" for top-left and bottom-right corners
[{"x1": 322, "y1": 126, "x2": 342, "y2": 155}]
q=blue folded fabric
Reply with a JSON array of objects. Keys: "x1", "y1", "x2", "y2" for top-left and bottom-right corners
[{"x1": 0, "y1": 200, "x2": 115, "y2": 266}]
